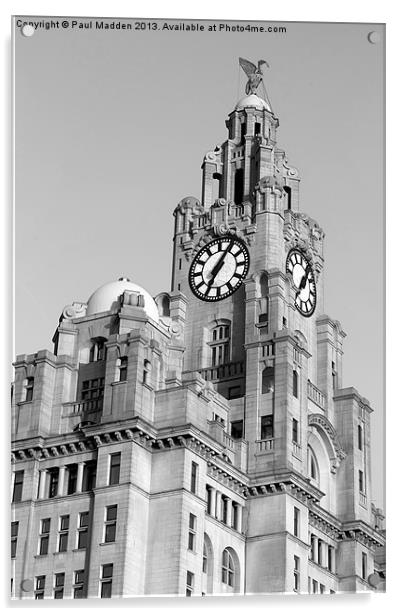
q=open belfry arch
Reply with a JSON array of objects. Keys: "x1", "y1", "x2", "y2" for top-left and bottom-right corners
[{"x1": 11, "y1": 59, "x2": 385, "y2": 599}]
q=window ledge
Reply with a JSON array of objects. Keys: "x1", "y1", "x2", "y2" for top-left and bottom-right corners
[
  {"x1": 34, "y1": 554, "x2": 48, "y2": 559},
  {"x1": 72, "y1": 548, "x2": 87, "y2": 553},
  {"x1": 99, "y1": 542, "x2": 115, "y2": 547}
]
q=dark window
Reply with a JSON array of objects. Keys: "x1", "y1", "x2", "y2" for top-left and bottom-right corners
[
  {"x1": 284, "y1": 185, "x2": 291, "y2": 210},
  {"x1": 48, "y1": 468, "x2": 59, "y2": 498},
  {"x1": 77, "y1": 512, "x2": 89, "y2": 549},
  {"x1": 89, "y1": 340, "x2": 106, "y2": 362},
  {"x1": 186, "y1": 571, "x2": 194, "y2": 596},
  {"x1": 35, "y1": 575, "x2": 45, "y2": 600},
  {"x1": 359, "y1": 470, "x2": 364, "y2": 493},
  {"x1": 206, "y1": 486, "x2": 212, "y2": 515},
  {"x1": 293, "y1": 370, "x2": 298, "y2": 398},
  {"x1": 310, "y1": 534, "x2": 315, "y2": 560},
  {"x1": 261, "y1": 415, "x2": 274, "y2": 440},
  {"x1": 202, "y1": 542, "x2": 208, "y2": 573},
  {"x1": 292, "y1": 419, "x2": 299, "y2": 443},
  {"x1": 100, "y1": 564, "x2": 113, "y2": 598},
  {"x1": 234, "y1": 168, "x2": 244, "y2": 205},
  {"x1": 317, "y1": 539, "x2": 323, "y2": 565},
  {"x1": 328, "y1": 546, "x2": 334, "y2": 573},
  {"x1": 143, "y1": 359, "x2": 151, "y2": 385},
  {"x1": 39, "y1": 518, "x2": 50, "y2": 555},
  {"x1": 73, "y1": 570, "x2": 85, "y2": 598},
  {"x1": 11, "y1": 521, "x2": 19, "y2": 558},
  {"x1": 261, "y1": 366, "x2": 275, "y2": 393},
  {"x1": 294, "y1": 555, "x2": 300, "y2": 591},
  {"x1": 81, "y1": 378, "x2": 104, "y2": 407},
  {"x1": 358, "y1": 425, "x2": 363, "y2": 450},
  {"x1": 212, "y1": 172, "x2": 222, "y2": 201},
  {"x1": 67, "y1": 464, "x2": 78, "y2": 495},
  {"x1": 104, "y1": 505, "x2": 117, "y2": 543},
  {"x1": 254, "y1": 122, "x2": 261, "y2": 136},
  {"x1": 312, "y1": 579, "x2": 318, "y2": 594},
  {"x1": 320, "y1": 584, "x2": 325, "y2": 594},
  {"x1": 12, "y1": 471, "x2": 24, "y2": 503},
  {"x1": 231, "y1": 420, "x2": 244, "y2": 439},
  {"x1": 109, "y1": 453, "x2": 121, "y2": 485},
  {"x1": 54, "y1": 572, "x2": 65, "y2": 599},
  {"x1": 362, "y1": 552, "x2": 367, "y2": 580},
  {"x1": 232, "y1": 502, "x2": 239, "y2": 530},
  {"x1": 188, "y1": 513, "x2": 196, "y2": 551},
  {"x1": 293, "y1": 507, "x2": 300, "y2": 537},
  {"x1": 282, "y1": 316, "x2": 287, "y2": 328},
  {"x1": 119, "y1": 357, "x2": 128, "y2": 382},
  {"x1": 240, "y1": 122, "x2": 246, "y2": 142},
  {"x1": 228, "y1": 386, "x2": 242, "y2": 400},
  {"x1": 222, "y1": 497, "x2": 228, "y2": 525},
  {"x1": 58, "y1": 515, "x2": 69, "y2": 552},
  {"x1": 25, "y1": 377, "x2": 34, "y2": 401},
  {"x1": 190, "y1": 462, "x2": 198, "y2": 494},
  {"x1": 331, "y1": 361, "x2": 337, "y2": 389},
  {"x1": 83, "y1": 461, "x2": 97, "y2": 491}
]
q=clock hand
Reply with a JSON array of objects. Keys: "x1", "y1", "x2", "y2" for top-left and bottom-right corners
[
  {"x1": 206, "y1": 240, "x2": 234, "y2": 288},
  {"x1": 295, "y1": 269, "x2": 309, "y2": 296}
]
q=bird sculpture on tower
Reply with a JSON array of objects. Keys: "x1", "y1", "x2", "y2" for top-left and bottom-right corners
[{"x1": 239, "y1": 57, "x2": 269, "y2": 95}]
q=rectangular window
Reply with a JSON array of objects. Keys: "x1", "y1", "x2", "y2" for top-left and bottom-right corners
[
  {"x1": 25, "y1": 377, "x2": 34, "y2": 401},
  {"x1": 58, "y1": 515, "x2": 69, "y2": 552},
  {"x1": 11, "y1": 521, "x2": 19, "y2": 558},
  {"x1": 82, "y1": 461, "x2": 97, "y2": 491},
  {"x1": 119, "y1": 357, "x2": 128, "y2": 382},
  {"x1": 73, "y1": 570, "x2": 85, "y2": 598},
  {"x1": 232, "y1": 502, "x2": 238, "y2": 530},
  {"x1": 358, "y1": 425, "x2": 363, "y2": 450},
  {"x1": 293, "y1": 555, "x2": 300, "y2": 591},
  {"x1": 308, "y1": 577, "x2": 311, "y2": 594},
  {"x1": 320, "y1": 583, "x2": 325, "y2": 594},
  {"x1": 67, "y1": 464, "x2": 78, "y2": 495},
  {"x1": 108, "y1": 453, "x2": 121, "y2": 485},
  {"x1": 206, "y1": 486, "x2": 212, "y2": 515},
  {"x1": 77, "y1": 512, "x2": 89, "y2": 550},
  {"x1": 359, "y1": 470, "x2": 365, "y2": 493},
  {"x1": 310, "y1": 534, "x2": 315, "y2": 560},
  {"x1": 222, "y1": 497, "x2": 228, "y2": 525},
  {"x1": 293, "y1": 370, "x2": 298, "y2": 398},
  {"x1": 292, "y1": 418, "x2": 299, "y2": 443},
  {"x1": 261, "y1": 415, "x2": 274, "y2": 439},
  {"x1": 48, "y1": 468, "x2": 59, "y2": 498},
  {"x1": 100, "y1": 563, "x2": 113, "y2": 598},
  {"x1": 312, "y1": 579, "x2": 318, "y2": 594},
  {"x1": 254, "y1": 122, "x2": 261, "y2": 136},
  {"x1": 293, "y1": 507, "x2": 300, "y2": 537},
  {"x1": 188, "y1": 513, "x2": 196, "y2": 551},
  {"x1": 362, "y1": 552, "x2": 367, "y2": 580},
  {"x1": 186, "y1": 571, "x2": 194, "y2": 597},
  {"x1": 317, "y1": 539, "x2": 323, "y2": 565},
  {"x1": 35, "y1": 575, "x2": 45, "y2": 600},
  {"x1": 104, "y1": 505, "x2": 117, "y2": 543},
  {"x1": 12, "y1": 471, "x2": 24, "y2": 503},
  {"x1": 328, "y1": 545, "x2": 334, "y2": 572},
  {"x1": 231, "y1": 420, "x2": 244, "y2": 439},
  {"x1": 190, "y1": 462, "x2": 198, "y2": 494},
  {"x1": 39, "y1": 518, "x2": 51, "y2": 555},
  {"x1": 54, "y1": 572, "x2": 65, "y2": 599}
]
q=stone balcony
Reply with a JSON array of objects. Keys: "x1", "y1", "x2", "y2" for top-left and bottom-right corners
[
  {"x1": 199, "y1": 361, "x2": 244, "y2": 382},
  {"x1": 61, "y1": 399, "x2": 103, "y2": 425},
  {"x1": 307, "y1": 380, "x2": 327, "y2": 411},
  {"x1": 207, "y1": 419, "x2": 248, "y2": 471},
  {"x1": 255, "y1": 438, "x2": 274, "y2": 453}
]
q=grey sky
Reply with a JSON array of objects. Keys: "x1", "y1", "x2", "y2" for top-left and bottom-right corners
[{"x1": 13, "y1": 17, "x2": 384, "y2": 508}]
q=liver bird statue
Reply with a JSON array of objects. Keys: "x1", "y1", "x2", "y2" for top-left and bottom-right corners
[{"x1": 239, "y1": 57, "x2": 269, "y2": 95}]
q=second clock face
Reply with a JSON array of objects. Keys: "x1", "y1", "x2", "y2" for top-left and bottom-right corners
[
  {"x1": 189, "y1": 237, "x2": 250, "y2": 302},
  {"x1": 286, "y1": 249, "x2": 317, "y2": 317}
]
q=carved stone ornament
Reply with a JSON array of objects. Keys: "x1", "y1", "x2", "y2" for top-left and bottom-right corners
[
  {"x1": 61, "y1": 302, "x2": 87, "y2": 321},
  {"x1": 309, "y1": 413, "x2": 346, "y2": 473},
  {"x1": 283, "y1": 157, "x2": 299, "y2": 178}
]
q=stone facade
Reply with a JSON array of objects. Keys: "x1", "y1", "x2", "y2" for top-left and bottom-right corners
[{"x1": 11, "y1": 85, "x2": 385, "y2": 599}]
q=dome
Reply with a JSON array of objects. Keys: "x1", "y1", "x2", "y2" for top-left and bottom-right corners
[
  {"x1": 235, "y1": 94, "x2": 272, "y2": 112},
  {"x1": 86, "y1": 278, "x2": 159, "y2": 322}
]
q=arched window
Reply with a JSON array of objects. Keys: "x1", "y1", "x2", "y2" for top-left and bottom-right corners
[
  {"x1": 212, "y1": 172, "x2": 222, "y2": 201},
  {"x1": 161, "y1": 296, "x2": 170, "y2": 317},
  {"x1": 143, "y1": 359, "x2": 151, "y2": 385},
  {"x1": 89, "y1": 338, "x2": 107, "y2": 362},
  {"x1": 221, "y1": 549, "x2": 235, "y2": 587},
  {"x1": 261, "y1": 366, "x2": 275, "y2": 394},
  {"x1": 203, "y1": 542, "x2": 208, "y2": 573},
  {"x1": 234, "y1": 169, "x2": 244, "y2": 205},
  {"x1": 210, "y1": 323, "x2": 230, "y2": 366},
  {"x1": 293, "y1": 370, "x2": 298, "y2": 398}
]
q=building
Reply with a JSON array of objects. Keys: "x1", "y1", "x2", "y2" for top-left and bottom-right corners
[{"x1": 11, "y1": 64, "x2": 385, "y2": 598}]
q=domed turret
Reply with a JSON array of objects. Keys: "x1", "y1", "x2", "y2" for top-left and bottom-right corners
[
  {"x1": 86, "y1": 277, "x2": 159, "y2": 322},
  {"x1": 235, "y1": 94, "x2": 272, "y2": 113}
]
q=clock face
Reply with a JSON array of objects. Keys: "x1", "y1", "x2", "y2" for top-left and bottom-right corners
[
  {"x1": 286, "y1": 249, "x2": 317, "y2": 317},
  {"x1": 189, "y1": 236, "x2": 250, "y2": 302}
]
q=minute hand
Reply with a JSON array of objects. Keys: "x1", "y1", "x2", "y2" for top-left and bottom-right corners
[{"x1": 207, "y1": 240, "x2": 234, "y2": 288}]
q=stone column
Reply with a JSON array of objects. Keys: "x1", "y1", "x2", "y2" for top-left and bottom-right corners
[
  {"x1": 226, "y1": 498, "x2": 232, "y2": 528},
  {"x1": 311, "y1": 535, "x2": 318, "y2": 562},
  {"x1": 76, "y1": 462, "x2": 85, "y2": 493},
  {"x1": 57, "y1": 466, "x2": 66, "y2": 497},
  {"x1": 38, "y1": 470, "x2": 47, "y2": 499},
  {"x1": 209, "y1": 487, "x2": 216, "y2": 517},
  {"x1": 237, "y1": 505, "x2": 243, "y2": 533},
  {"x1": 215, "y1": 491, "x2": 222, "y2": 520}
]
